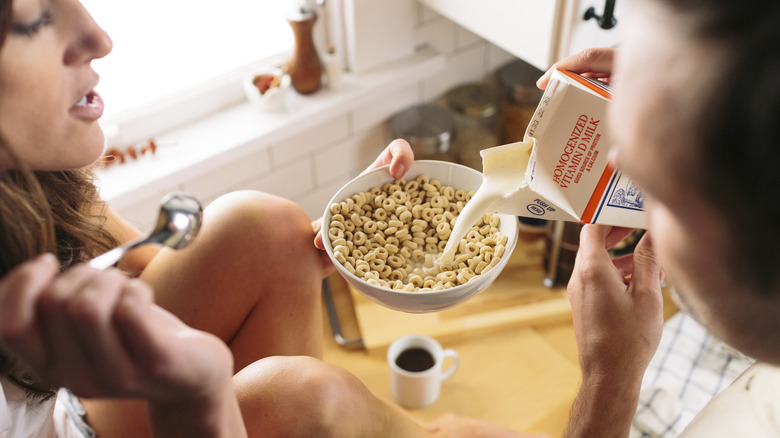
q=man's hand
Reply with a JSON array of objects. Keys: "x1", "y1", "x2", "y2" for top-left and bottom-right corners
[
  {"x1": 564, "y1": 225, "x2": 663, "y2": 437},
  {"x1": 536, "y1": 48, "x2": 616, "y2": 90}
]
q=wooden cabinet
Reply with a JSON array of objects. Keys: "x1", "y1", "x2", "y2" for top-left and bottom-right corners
[{"x1": 418, "y1": 0, "x2": 632, "y2": 70}]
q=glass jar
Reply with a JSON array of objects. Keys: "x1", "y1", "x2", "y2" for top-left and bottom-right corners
[
  {"x1": 497, "y1": 59, "x2": 544, "y2": 144},
  {"x1": 391, "y1": 104, "x2": 457, "y2": 162},
  {"x1": 445, "y1": 83, "x2": 499, "y2": 171}
]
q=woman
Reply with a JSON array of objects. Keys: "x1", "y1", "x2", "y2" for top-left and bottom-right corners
[{"x1": 0, "y1": 0, "x2": 536, "y2": 437}]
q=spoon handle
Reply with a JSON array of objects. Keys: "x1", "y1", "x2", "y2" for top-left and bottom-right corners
[
  {"x1": 88, "y1": 236, "x2": 150, "y2": 270},
  {"x1": 88, "y1": 246, "x2": 129, "y2": 270}
]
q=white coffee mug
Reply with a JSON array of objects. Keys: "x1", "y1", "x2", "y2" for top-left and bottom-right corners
[{"x1": 387, "y1": 334, "x2": 460, "y2": 409}]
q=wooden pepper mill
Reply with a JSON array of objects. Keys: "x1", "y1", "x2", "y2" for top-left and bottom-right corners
[{"x1": 287, "y1": 7, "x2": 322, "y2": 95}]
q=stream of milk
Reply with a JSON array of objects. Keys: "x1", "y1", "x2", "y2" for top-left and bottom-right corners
[{"x1": 439, "y1": 139, "x2": 533, "y2": 264}]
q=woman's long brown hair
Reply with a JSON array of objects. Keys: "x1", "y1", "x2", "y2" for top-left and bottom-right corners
[{"x1": 0, "y1": 0, "x2": 119, "y2": 397}]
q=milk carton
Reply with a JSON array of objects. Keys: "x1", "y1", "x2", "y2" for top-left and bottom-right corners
[{"x1": 484, "y1": 69, "x2": 647, "y2": 228}]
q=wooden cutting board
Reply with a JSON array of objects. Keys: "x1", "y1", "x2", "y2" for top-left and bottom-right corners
[{"x1": 347, "y1": 234, "x2": 573, "y2": 350}]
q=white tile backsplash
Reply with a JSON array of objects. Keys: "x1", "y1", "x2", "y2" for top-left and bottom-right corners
[
  {"x1": 487, "y1": 44, "x2": 518, "y2": 75},
  {"x1": 183, "y1": 146, "x2": 273, "y2": 204},
  {"x1": 243, "y1": 157, "x2": 315, "y2": 200},
  {"x1": 455, "y1": 24, "x2": 483, "y2": 50},
  {"x1": 417, "y1": 3, "x2": 440, "y2": 24},
  {"x1": 350, "y1": 83, "x2": 420, "y2": 133},
  {"x1": 422, "y1": 44, "x2": 488, "y2": 101},
  {"x1": 415, "y1": 17, "x2": 456, "y2": 54},
  {"x1": 313, "y1": 124, "x2": 386, "y2": 186},
  {"x1": 113, "y1": 6, "x2": 524, "y2": 227},
  {"x1": 269, "y1": 115, "x2": 351, "y2": 167}
]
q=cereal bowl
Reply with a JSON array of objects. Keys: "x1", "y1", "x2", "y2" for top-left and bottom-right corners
[{"x1": 322, "y1": 160, "x2": 519, "y2": 313}]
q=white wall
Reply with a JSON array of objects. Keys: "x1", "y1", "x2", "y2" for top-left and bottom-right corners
[{"x1": 110, "y1": 4, "x2": 518, "y2": 230}]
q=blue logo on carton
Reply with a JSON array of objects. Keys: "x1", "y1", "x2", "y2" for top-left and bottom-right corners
[
  {"x1": 527, "y1": 204, "x2": 546, "y2": 216},
  {"x1": 606, "y1": 176, "x2": 646, "y2": 211}
]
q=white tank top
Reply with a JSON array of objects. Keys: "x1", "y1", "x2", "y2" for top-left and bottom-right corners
[{"x1": 0, "y1": 377, "x2": 93, "y2": 438}]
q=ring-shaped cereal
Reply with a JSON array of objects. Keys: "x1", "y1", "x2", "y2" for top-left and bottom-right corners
[
  {"x1": 382, "y1": 197, "x2": 396, "y2": 211},
  {"x1": 409, "y1": 274, "x2": 424, "y2": 288},
  {"x1": 465, "y1": 241, "x2": 480, "y2": 257},
  {"x1": 373, "y1": 247, "x2": 389, "y2": 260},
  {"x1": 363, "y1": 220, "x2": 378, "y2": 234},
  {"x1": 355, "y1": 262, "x2": 370, "y2": 278},
  {"x1": 421, "y1": 207, "x2": 435, "y2": 222},
  {"x1": 369, "y1": 258, "x2": 386, "y2": 270},
  {"x1": 391, "y1": 190, "x2": 407, "y2": 204},
  {"x1": 353, "y1": 231, "x2": 367, "y2": 246},
  {"x1": 328, "y1": 227, "x2": 344, "y2": 241},
  {"x1": 387, "y1": 255, "x2": 404, "y2": 269},
  {"x1": 402, "y1": 240, "x2": 418, "y2": 250},
  {"x1": 373, "y1": 208, "x2": 387, "y2": 221}
]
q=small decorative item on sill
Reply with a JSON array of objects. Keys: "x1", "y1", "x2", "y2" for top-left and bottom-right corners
[
  {"x1": 391, "y1": 104, "x2": 457, "y2": 162},
  {"x1": 243, "y1": 66, "x2": 290, "y2": 111},
  {"x1": 97, "y1": 138, "x2": 158, "y2": 168},
  {"x1": 287, "y1": 5, "x2": 322, "y2": 95},
  {"x1": 445, "y1": 83, "x2": 499, "y2": 171}
]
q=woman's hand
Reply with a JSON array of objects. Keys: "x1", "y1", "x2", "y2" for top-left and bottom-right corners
[
  {"x1": 536, "y1": 47, "x2": 616, "y2": 90},
  {"x1": 564, "y1": 225, "x2": 663, "y2": 437},
  {"x1": 0, "y1": 254, "x2": 247, "y2": 437},
  {"x1": 313, "y1": 139, "x2": 414, "y2": 276}
]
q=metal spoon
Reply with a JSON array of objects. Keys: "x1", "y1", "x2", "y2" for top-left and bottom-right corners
[{"x1": 89, "y1": 193, "x2": 203, "y2": 270}]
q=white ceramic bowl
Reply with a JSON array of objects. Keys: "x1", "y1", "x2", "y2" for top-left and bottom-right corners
[
  {"x1": 243, "y1": 67, "x2": 290, "y2": 111},
  {"x1": 322, "y1": 160, "x2": 519, "y2": 313}
]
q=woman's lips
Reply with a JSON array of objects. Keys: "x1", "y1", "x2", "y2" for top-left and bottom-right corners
[{"x1": 69, "y1": 90, "x2": 104, "y2": 121}]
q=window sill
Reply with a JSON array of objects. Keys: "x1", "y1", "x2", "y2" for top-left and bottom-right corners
[{"x1": 96, "y1": 47, "x2": 445, "y2": 210}]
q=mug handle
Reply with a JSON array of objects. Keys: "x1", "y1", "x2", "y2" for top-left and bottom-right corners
[{"x1": 440, "y1": 348, "x2": 460, "y2": 381}]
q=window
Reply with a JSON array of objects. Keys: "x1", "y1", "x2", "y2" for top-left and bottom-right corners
[{"x1": 82, "y1": 0, "x2": 293, "y2": 124}]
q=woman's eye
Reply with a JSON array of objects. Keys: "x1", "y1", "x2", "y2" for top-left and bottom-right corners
[{"x1": 11, "y1": 10, "x2": 54, "y2": 37}]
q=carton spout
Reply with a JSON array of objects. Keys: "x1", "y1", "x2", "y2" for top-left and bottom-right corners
[
  {"x1": 480, "y1": 139, "x2": 533, "y2": 195},
  {"x1": 477, "y1": 138, "x2": 580, "y2": 222}
]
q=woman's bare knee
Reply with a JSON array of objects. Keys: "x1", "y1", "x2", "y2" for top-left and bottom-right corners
[{"x1": 234, "y1": 356, "x2": 380, "y2": 438}]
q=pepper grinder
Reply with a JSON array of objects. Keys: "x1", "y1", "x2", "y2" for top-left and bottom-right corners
[{"x1": 287, "y1": 7, "x2": 322, "y2": 95}]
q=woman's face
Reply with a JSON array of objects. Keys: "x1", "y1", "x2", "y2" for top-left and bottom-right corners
[
  {"x1": 0, "y1": 0, "x2": 111, "y2": 170},
  {"x1": 611, "y1": 1, "x2": 780, "y2": 361}
]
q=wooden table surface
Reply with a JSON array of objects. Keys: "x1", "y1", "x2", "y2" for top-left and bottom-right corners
[
  {"x1": 321, "y1": 232, "x2": 581, "y2": 437},
  {"x1": 321, "y1": 231, "x2": 679, "y2": 437}
]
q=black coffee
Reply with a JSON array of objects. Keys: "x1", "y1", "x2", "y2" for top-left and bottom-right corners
[{"x1": 395, "y1": 347, "x2": 435, "y2": 372}]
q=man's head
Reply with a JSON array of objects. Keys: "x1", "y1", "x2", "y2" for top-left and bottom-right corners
[{"x1": 612, "y1": 0, "x2": 780, "y2": 362}]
